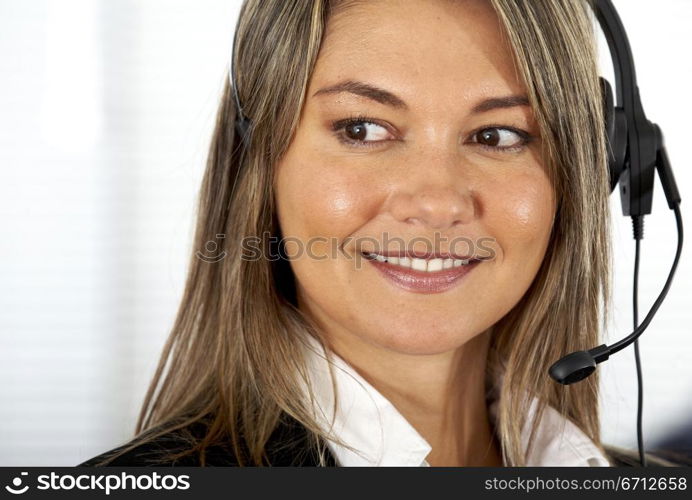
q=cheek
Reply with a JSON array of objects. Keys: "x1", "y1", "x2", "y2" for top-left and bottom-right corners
[
  {"x1": 486, "y1": 171, "x2": 555, "y2": 268},
  {"x1": 275, "y1": 149, "x2": 381, "y2": 246}
]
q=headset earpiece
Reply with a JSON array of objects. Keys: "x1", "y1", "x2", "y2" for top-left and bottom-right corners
[
  {"x1": 234, "y1": 113, "x2": 252, "y2": 150},
  {"x1": 599, "y1": 77, "x2": 627, "y2": 193}
]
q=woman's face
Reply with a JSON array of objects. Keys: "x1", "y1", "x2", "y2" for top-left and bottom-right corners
[{"x1": 274, "y1": 0, "x2": 556, "y2": 356}]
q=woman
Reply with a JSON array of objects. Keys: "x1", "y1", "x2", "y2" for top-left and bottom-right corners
[{"x1": 79, "y1": 0, "x2": 679, "y2": 467}]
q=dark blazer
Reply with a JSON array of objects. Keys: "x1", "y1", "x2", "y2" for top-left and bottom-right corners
[
  {"x1": 78, "y1": 413, "x2": 684, "y2": 467},
  {"x1": 78, "y1": 414, "x2": 337, "y2": 467}
]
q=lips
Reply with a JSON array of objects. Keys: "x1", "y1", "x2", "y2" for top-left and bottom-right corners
[{"x1": 361, "y1": 250, "x2": 482, "y2": 294}]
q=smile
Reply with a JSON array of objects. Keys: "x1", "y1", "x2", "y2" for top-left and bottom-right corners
[
  {"x1": 360, "y1": 251, "x2": 482, "y2": 294},
  {"x1": 362, "y1": 251, "x2": 474, "y2": 272}
]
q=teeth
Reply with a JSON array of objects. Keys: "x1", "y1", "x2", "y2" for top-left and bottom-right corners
[
  {"x1": 427, "y1": 258, "x2": 443, "y2": 272},
  {"x1": 411, "y1": 258, "x2": 427, "y2": 271},
  {"x1": 366, "y1": 253, "x2": 473, "y2": 272}
]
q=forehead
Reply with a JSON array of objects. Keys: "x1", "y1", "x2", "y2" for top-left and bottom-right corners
[{"x1": 310, "y1": 0, "x2": 525, "y2": 108}]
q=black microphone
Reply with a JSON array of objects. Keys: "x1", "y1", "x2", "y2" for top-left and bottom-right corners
[{"x1": 550, "y1": 126, "x2": 683, "y2": 385}]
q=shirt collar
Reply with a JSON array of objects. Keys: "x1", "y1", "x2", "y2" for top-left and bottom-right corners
[{"x1": 301, "y1": 334, "x2": 610, "y2": 466}]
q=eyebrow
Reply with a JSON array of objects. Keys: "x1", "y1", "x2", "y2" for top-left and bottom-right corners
[{"x1": 312, "y1": 79, "x2": 530, "y2": 113}]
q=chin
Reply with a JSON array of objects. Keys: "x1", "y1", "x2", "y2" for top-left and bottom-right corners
[{"x1": 363, "y1": 324, "x2": 478, "y2": 356}]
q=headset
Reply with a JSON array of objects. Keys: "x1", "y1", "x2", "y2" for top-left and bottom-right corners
[
  {"x1": 547, "y1": 0, "x2": 683, "y2": 467},
  {"x1": 229, "y1": 0, "x2": 683, "y2": 466}
]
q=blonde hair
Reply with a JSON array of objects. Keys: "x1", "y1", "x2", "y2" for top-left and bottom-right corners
[{"x1": 94, "y1": 0, "x2": 615, "y2": 466}]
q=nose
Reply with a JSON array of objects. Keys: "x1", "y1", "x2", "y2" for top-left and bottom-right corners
[{"x1": 387, "y1": 170, "x2": 477, "y2": 231}]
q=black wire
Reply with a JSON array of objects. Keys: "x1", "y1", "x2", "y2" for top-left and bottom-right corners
[
  {"x1": 619, "y1": 205, "x2": 682, "y2": 467},
  {"x1": 632, "y1": 229, "x2": 646, "y2": 467},
  {"x1": 609, "y1": 205, "x2": 683, "y2": 354}
]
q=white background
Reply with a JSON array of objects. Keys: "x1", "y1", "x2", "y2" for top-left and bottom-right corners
[{"x1": 0, "y1": 0, "x2": 690, "y2": 465}]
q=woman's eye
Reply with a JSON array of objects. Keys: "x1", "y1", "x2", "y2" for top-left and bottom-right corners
[
  {"x1": 470, "y1": 127, "x2": 530, "y2": 152},
  {"x1": 331, "y1": 116, "x2": 392, "y2": 148},
  {"x1": 331, "y1": 118, "x2": 532, "y2": 153}
]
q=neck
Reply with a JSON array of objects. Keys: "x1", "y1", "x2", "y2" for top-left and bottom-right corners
[{"x1": 324, "y1": 327, "x2": 503, "y2": 467}]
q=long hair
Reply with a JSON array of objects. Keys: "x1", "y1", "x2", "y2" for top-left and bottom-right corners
[{"x1": 93, "y1": 0, "x2": 621, "y2": 466}]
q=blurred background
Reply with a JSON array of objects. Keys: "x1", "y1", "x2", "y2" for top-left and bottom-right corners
[{"x1": 0, "y1": 0, "x2": 690, "y2": 465}]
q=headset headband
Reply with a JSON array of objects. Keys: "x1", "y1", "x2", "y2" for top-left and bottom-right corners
[{"x1": 592, "y1": 0, "x2": 658, "y2": 217}]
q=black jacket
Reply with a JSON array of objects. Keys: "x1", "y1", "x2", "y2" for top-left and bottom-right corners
[{"x1": 78, "y1": 414, "x2": 337, "y2": 467}]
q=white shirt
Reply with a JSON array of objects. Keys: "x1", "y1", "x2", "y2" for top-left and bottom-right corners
[{"x1": 300, "y1": 334, "x2": 611, "y2": 467}]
